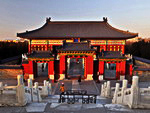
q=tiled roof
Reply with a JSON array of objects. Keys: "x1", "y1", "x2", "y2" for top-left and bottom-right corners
[
  {"x1": 28, "y1": 51, "x2": 54, "y2": 58},
  {"x1": 134, "y1": 66, "x2": 150, "y2": 71},
  {"x1": 58, "y1": 42, "x2": 95, "y2": 51},
  {"x1": 133, "y1": 56, "x2": 150, "y2": 64},
  {"x1": 99, "y1": 51, "x2": 126, "y2": 59},
  {"x1": 17, "y1": 18, "x2": 138, "y2": 39}
]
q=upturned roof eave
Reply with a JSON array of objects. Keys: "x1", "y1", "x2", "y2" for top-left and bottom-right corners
[
  {"x1": 17, "y1": 20, "x2": 138, "y2": 40},
  {"x1": 17, "y1": 35, "x2": 138, "y2": 40}
]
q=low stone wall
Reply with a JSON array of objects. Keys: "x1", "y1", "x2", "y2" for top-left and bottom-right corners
[
  {"x1": 133, "y1": 56, "x2": 150, "y2": 82},
  {"x1": 100, "y1": 81, "x2": 116, "y2": 98},
  {"x1": 0, "y1": 65, "x2": 23, "y2": 79},
  {"x1": 133, "y1": 69, "x2": 150, "y2": 82},
  {"x1": 135, "y1": 60, "x2": 150, "y2": 67}
]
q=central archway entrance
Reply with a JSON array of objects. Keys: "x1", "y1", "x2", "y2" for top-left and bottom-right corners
[
  {"x1": 66, "y1": 57, "x2": 85, "y2": 79},
  {"x1": 104, "y1": 62, "x2": 116, "y2": 79},
  {"x1": 37, "y1": 63, "x2": 48, "y2": 77}
]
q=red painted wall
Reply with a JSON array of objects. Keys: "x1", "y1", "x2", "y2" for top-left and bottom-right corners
[
  {"x1": 99, "y1": 61, "x2": 104, "y2": 75},
  {"x1": 33, "y1": 61, "x2": 37, "y2": 77},
  {"x1": 22, "y1": 61, "x2": 33, "y2": 74},
  {"x1": 129, "y1": 64, "x2": 133, "y2": 76},
  {"x1": 121, "y1": 61, "x2": 126, "y2": 75},
  {"x1": 22, "y1": 63, "x2": 28, "y2": 74},
  {"x1": 22, "y1": 61, "x2": 33, "y2": 79},
  {"x1": 116, "y1": 61, "x2": 126, "y2": 79},
  {"x1": 116, "y1": 62, "x2": 120, "y2": 79},
  {"x1": 28, "y1": 61, "x2": 33, "y2": 74},
  {"x1": 86, "y1": 56, "x2": 93, "y2": 75},
  {"x1": 48, "y1": 61, "x2": 54, "y2": 75}
]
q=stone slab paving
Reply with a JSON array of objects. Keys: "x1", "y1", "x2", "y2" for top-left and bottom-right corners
[
  {"x1": 26, "y1": 103, "x2": 47, "y2": 112},
  {"x1": 1, "y1": 102, "x2": 150, "y2": 113},
  {"x1": 80, "y1": 80, "x2": 99, "y2": 94},
  {"x1": 72, "y1": 80, "x2": 80, "y2": 90}
]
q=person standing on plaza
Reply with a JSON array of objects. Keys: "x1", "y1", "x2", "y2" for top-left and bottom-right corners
[
  {"x1": 60, "y1": 83, "x2": 65, "y2": 94},
  {"x1": 78, "y1": 75, "x2": 81, "y2": 84},
  {"x1": 42, "y1": 63, "x2": 44, "y2": 72}
]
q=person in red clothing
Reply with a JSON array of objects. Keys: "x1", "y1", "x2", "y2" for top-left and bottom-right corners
[{"x1": 76, "y1": 58, "x2": 79, "y2": 64}]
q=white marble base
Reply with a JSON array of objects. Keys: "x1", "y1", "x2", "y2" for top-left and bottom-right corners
[
  {"x1": 120, "y1": 76, "x2": 125, "y2": 81},
  {"x1": 99, "y1": 75, "x2": 104, "y2": 80}
]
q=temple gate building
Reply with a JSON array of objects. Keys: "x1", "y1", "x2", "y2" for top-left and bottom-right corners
[{"x1": 17, "y1": 17, "x2": 138, "y2": 81}]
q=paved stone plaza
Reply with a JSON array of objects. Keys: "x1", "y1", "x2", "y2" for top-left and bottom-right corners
[{"x1": 1, "y1": 102, "x2": 150, "y2": 113}]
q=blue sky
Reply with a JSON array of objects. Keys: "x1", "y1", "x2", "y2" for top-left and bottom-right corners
[{"x1": 0, "y1": 0, "x2": 150, "y2": 40}]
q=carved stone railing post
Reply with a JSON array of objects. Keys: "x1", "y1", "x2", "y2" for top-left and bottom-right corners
[
  {"x1": 28, "y1": 78, "x2": 33, "y2": 102},
  {"x1": 16, "y1": 75, "x2": 27, "y2": 106},
  {"x1": 42, "y1": 80, "x2": 48, "y2": 96},
  {"x1": 129, "y1": 76, "x2": 139, "y2": 108},
  {"x1": 121, "y1": 79, "x2": 128, "y2": 104},
  {"x1": 48, "y1": 82, "x2": 52, "y2": 95},
  {"x1": 112, "y1": 83, "x2": 120, "y2": 104},
  {"x1": 104, "y1": 82, "x2": 107, "y2": 97},
  {"x1": 34, "y1": 82, "x2": 41, "y2": 102},
  {"x1": 100, "y1": 84, "x2": 104, "y2": 96},
  {"x1": 0, "y1": 82, "x2": 3, "y2": 94},
  {"x1": 106, "y1": 81, "x2": 111, "y2": 98}
]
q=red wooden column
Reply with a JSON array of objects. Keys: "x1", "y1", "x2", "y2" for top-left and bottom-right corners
[
  {"x1": 129, "y1": 64, "x2": 133, "y2": 76},
  {"x1": 28, "y1": 60, "x2": 34, "y2": 79},
  {"x1": 119, "y1": 61, "x2": 126, "y2": 80},
  {"x1": 28, "y1": 44, "x2": 30, "y2": 53},
  {"x1": 28, "y1": 61, "x2": 33, "y2": 74},
  {"x1": 45, "y1": 44, "x2": 48, "y2": 51},
  {"x1": 122, "y1": 45, "x2": 125, "y2": 54},
  {"x1": 48, "y1": 61, "x2": 54, "y2": 80},
  {"x1": 22, "y1": 63, "x2": 30, "y2": 80},
  {"x1": 28, "y1": 39, "x2": 31, "y2": 53},
  {"x1": 119, "y1": 61, "x2": 123, "y2": 75},
  {"x1": 104, "y1": 45, "x2": 106, "y2": 51},
  {"x1": 50, "y1": 45, "x2": 53, "y2": 51},
  {"x1": 116, "y1": 62, "x2": 120, "y2": 80},
  {"x1": 59, "y1": 55, "x2": 66, "y2": 80},
  {"x1": 98, "y1": 60, "x2": 104, "y2": 80},
  {"x1": 86, "y1": 56, "x2": 93, "y2": 80},
  {"x1": 33, "y1": 61, "x2": 38, "y2": 78}
]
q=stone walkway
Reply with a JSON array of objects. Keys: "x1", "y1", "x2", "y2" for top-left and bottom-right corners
[{"x1": 72, "y1": 80, "x2": 81, "y2": 90}]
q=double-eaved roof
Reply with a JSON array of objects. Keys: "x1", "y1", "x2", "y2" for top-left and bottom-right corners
[
  {"x1": 17, "y1": 17, "x2": 138, "y2": 39},
  {"x1": 28, "y1": 51, "x2": 53, "y2": 58},
  {"x1": 58, "y1": 42, "x2": 95, "y2": 51},
  {"x1": 99, "y1": 51, "x2": 126, "y2": 59}
]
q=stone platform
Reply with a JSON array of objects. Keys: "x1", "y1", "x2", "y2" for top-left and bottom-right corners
[{"x1": 1, "y1": 78, "x2": 150, "y2": 112}]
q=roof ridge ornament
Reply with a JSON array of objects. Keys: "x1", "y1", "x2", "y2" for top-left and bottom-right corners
[
  {"x1": 103, "y1": 17, "x2": 108, "y2": 22},
  {"x1": 46, "y1": 17, "x2": 51, "y2": 23}
]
